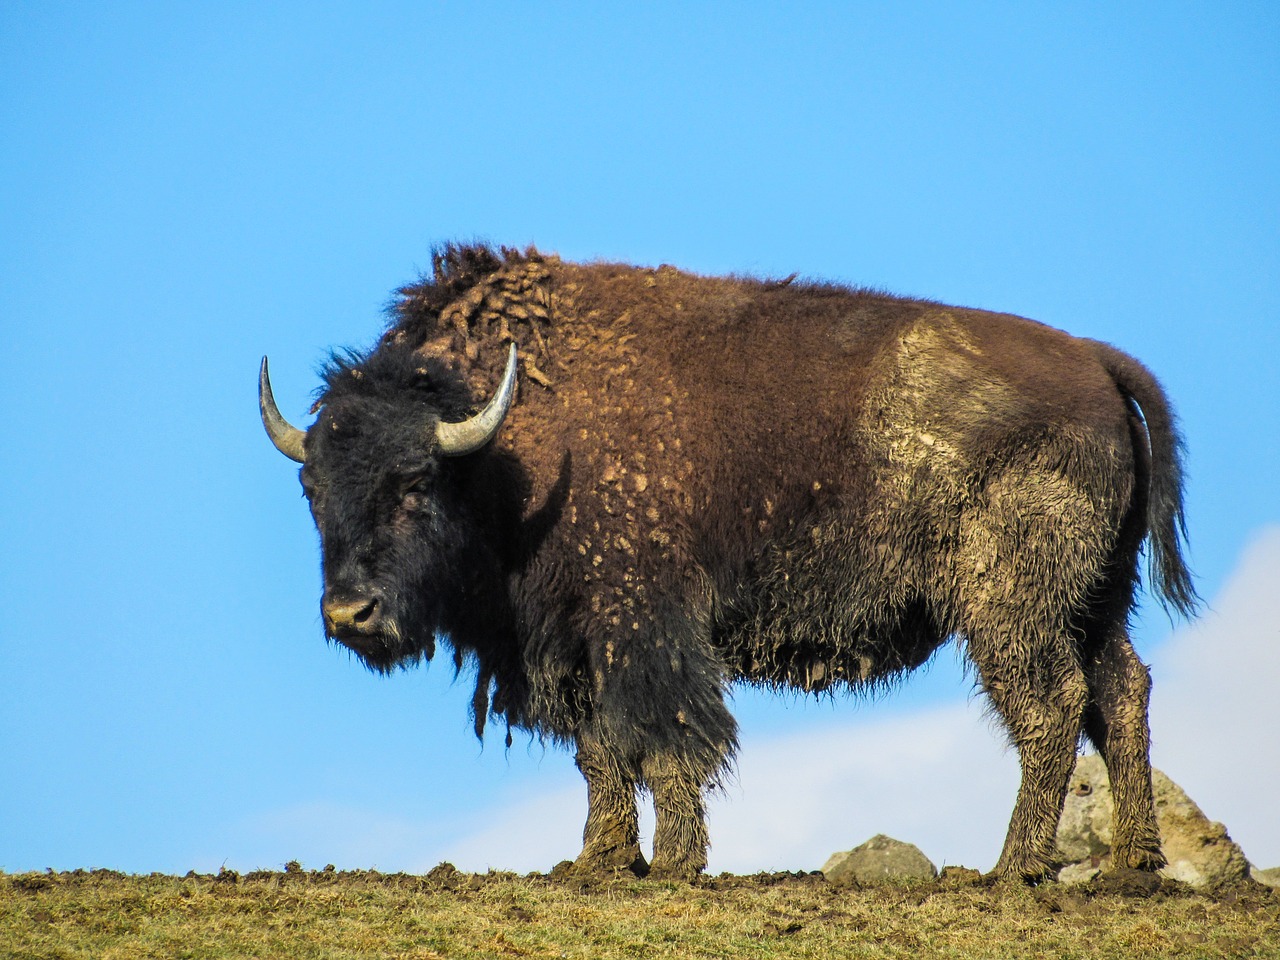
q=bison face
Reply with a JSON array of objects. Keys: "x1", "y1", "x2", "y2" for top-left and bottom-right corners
[
  {"x1": 260, "y1": 344, "x2": 518, "y2": 672},
  {"x1": 302, "y1": 408, "x2": 453, "y2": 670}
]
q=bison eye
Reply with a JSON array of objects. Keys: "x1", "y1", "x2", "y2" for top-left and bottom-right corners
[{"x1": 398, "y1": 477, "x2": 432, "y2": 511}]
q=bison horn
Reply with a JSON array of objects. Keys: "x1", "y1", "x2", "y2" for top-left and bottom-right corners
[
  {"x1": 258, "y1": 356, "x2": 308, "y2": 463},
  {"x1": 435, "y1": 343, "x2": 519, "y2": 456}
]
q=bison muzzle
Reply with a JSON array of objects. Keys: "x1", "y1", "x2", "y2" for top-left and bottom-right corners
[{"x1": 259, "y1": 244, "x2": 1196, "y2": 882}]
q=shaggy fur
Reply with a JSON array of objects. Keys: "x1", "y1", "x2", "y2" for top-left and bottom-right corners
[{"x1": 271, "y1": 244, "x2": 1197, "y2": 881}]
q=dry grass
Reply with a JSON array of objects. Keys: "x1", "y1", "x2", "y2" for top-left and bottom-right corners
[{"x1": 3, "y1": 864, "x2": 1278, "y2": 959}]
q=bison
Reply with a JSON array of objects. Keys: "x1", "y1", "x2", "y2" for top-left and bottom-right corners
[{"x1": 259, "y1": 244, "x2": 1196, "y2": 881}]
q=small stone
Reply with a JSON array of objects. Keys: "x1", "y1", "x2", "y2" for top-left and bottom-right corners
[
  {"x1": 1057, "y1": 754, "x2": 1113, "y2": 861},
  {"x1": 1055, "y1": 753, "x2": 1252, "y2": 890},
  {"x1": 1057, "y1": 862, "x2": 1102, "y2": 886},
  {"x1": 1251, "y1": 866, "x2": 1280, "y2": 889},
  {"x1": 821, "y1": 834, "x2": 937, "y2": 883}
]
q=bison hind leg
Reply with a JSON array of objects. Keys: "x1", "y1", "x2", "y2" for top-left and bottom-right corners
[
  {"x1": 1080, "y1": 473, "x2": 1165, "y2": 874},
  {"x1": 955, "y1": 458, "x2": 1136, "y2": 882},
  {"x1": 976, "y1": 647, "x2": 1088, "y2": 883},
  {"x1": 1082, "y1": 628, "x2": 1165, "y2": 872}
]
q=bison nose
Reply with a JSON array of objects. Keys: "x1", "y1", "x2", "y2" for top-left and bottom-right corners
[{"x1": 323, "y1": 594, "x2": 381, "y2": 635}]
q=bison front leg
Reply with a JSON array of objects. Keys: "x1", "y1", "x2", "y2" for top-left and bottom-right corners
[
  {"x1": 640, "y1": 757, "x2": 711, "y2": 885},
  {"x1": 573, "y1": 734, "x2": 648, "y2": 876},
  {"x1": 635, "y1": 661, "x2": 735, "y2": 881},
  {"x1": 579, "y1": 578, "x2": 735, "y2": 880},
  {"x1": 640, "y1": 752, "x2": 712, "y2": 881}
]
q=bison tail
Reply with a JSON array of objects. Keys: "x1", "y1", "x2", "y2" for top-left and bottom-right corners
[{"x1": 1091, "y1": 340, "x2": 1200, "y2": 618}]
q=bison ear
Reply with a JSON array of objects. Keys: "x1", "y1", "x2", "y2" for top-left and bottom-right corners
[{"x1": 435, "y1": 343, "x2": 518, "y2": 456}]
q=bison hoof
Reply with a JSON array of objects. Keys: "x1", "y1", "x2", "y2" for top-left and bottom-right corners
[
  {"x1": 646, "y1": 860, "x2": 703, "y2": 883},
  {"x1": 1091, "y1": 868, "x2": 1164, "y2": 897},
  {"x1": 1113, "y1": 847, "x2": 1166, "y2": 872},
  {"x1": 560, "y1": 850, "x2": 649, "y2": 880},
  {"x1": 988, "y1": 858, "x2": 1061, "y2": 886}
]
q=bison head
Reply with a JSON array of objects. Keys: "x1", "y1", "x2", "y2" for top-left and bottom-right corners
[{"x1": 259, "y1": 343, "x2": 518, "y2": 671}]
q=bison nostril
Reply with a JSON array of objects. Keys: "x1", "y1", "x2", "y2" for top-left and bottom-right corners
[{"x1": 324, "y1": 595, "x2": 381, "y2": 634}]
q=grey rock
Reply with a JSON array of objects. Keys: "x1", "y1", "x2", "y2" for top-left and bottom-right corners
[
  {"x1": 822, "y1": 834, "x2": 937, "y2": 883},
  {"x1": 1057, "y1": 861, "x2": 1102, "y2": 886},
  {"x1": 1250, "y1": 866, "x2": 1280, "y2": 889},
  {"x1": 1058, "y1": 754, "x2": 1114, "y2": 861},
  {"x1": 822, "y1": 849, "x2": 852, "y2": 875},
  {"x1": 1056, "y1": 754, "x2": 1251, "y2": 890}
]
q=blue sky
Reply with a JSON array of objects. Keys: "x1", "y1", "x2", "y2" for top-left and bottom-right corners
[{"x1": 2, "y1": 2, "x2": 1277, "y2": 875}]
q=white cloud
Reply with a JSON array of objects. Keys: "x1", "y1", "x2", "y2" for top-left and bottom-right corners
[
  {"x1": 704, "y1": 702, "x2": 1020, "y2": 872},
  {"x1": 440, "y1": 701, "x2": 1023, "y2": 874},
  {"x1": 440, "y1": 527, "x2": 1280, "y2": 875},
  {"x1": 197, "y1": 801, "x2": 449, "y2": 874},
  {"x1": 217, "y1": 528, "x2": 1280, "y2": 876},
  {"x1": 1149, "y1": 525, "x2": 1280, "y2": 868},
  {"x1": 437, "y1": 784, "x2": 586, "y2": 874}
]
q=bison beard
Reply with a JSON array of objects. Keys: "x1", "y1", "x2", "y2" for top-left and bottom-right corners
[{"x1": 260, "y1": 245, "x2": 1197, "y2": 882}]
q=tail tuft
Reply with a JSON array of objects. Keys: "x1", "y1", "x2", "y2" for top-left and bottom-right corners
[{"x1": 1090, "y1": 340, "x2": 1200, "y2": 618}]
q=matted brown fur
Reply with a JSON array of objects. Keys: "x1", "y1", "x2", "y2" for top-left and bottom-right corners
[{"x1": 278, "y1": 244, "x2": 1196, "y2": 882}]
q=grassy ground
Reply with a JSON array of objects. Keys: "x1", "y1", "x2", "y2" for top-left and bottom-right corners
[{"x1": 3, "y1": 864, "x2": 1278, "y2": 959}]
